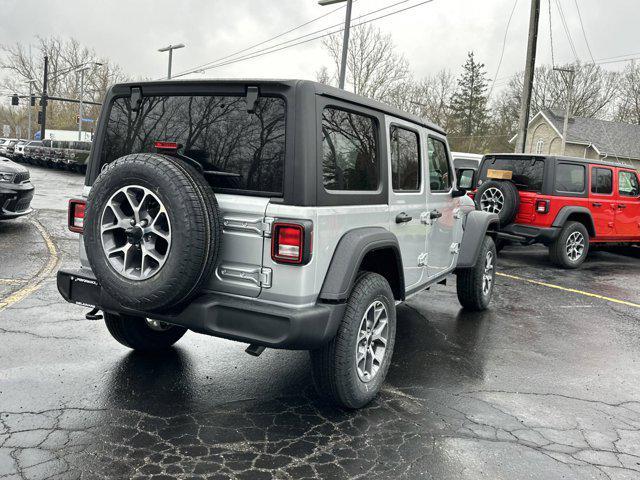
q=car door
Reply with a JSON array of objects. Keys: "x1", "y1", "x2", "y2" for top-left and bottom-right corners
[
  {"x1": 425, "y1": 134, "x2": 459, "y2": 280},
  {"x1": 615, "y1": 169, "x2": 640, "y2": 238},
  {"x1": 386, "y1": 119, "x2": 427, "y2": 290},
  {"x1": 589, "y1": 166, "x2": 617, "y2": 240}
]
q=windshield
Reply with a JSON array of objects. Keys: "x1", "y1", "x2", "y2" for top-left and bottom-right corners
[
  {"x1": 479, "y1": 157, "x2": 545, "y2": 192},
  {"x1": 102, "y1": 94, "x2": 286, "y2": 196}
]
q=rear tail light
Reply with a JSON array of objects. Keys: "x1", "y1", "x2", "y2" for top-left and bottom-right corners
[
  {"x1": 271, "y1": 221, "x2": 312, "y2": 265},
  {"x1": 68, "y1": 199, "x2": 86, "y2": 233},
  {"x1": 154, "y1": 141, "x2": 180, "y2": 152},
  {"x1": 536, "y1": 199, "x2": 550, "y2": 214}
]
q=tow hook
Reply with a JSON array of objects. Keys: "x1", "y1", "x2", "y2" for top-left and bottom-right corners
[
  {"x1": 245, "y1": 344, "x2": 266, "y2": 357},
  {"x1": 85, "y1": 307, "x2": 103, "y2": 321}
]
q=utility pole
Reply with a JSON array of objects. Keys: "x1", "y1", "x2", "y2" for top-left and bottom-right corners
[
  {"x1": 40, "y1": 55, "x2": 48, "y2": 141},
  {"x1": 515, "y1": 0, "x2": 541, "y2": 153},
  {"x1": 77, "y1": 65, "x2": 89, "y2": 141},
  {"x1": 158, "y1": 44, "x2": 185, "y2": 79},
  {"x1": 318, "y1": 0, "x2": 353, "y2": 90},
  {"x1": 554, "y1": 67, "x2": 575, "y2": 155}
]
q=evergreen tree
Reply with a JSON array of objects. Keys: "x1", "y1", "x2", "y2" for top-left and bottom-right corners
[{"x1": 449, "y1": 52, "x2": 489, "y2": 145}]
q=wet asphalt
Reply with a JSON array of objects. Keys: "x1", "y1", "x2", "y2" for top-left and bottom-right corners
[{"x1": 1, "y1": 165, "x2": 640, "y2": 479}]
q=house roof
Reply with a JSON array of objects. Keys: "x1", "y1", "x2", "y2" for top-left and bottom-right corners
[{"x1": 540, "y1": 108, "x2": 640, "y2": 160}]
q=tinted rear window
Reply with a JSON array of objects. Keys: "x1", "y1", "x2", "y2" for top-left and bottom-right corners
[
  {"x1": 102, "y1": 95, "x2": 286, "y2": 195},
  {"x1": 479, "y1": 157, "x2": 545, "y2": 192}
]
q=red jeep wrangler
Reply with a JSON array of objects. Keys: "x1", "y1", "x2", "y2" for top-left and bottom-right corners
[{"x1": 462, "y1": 154, "x2": 640, "y2": 268}]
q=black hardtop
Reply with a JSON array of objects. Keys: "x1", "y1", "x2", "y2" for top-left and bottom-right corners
[
  {"x1": 107, "y1": 79, "x2": 446, "y2": 136},
  {"x1": 481, "y1": 153, "x2": 633, "y2": 170}
]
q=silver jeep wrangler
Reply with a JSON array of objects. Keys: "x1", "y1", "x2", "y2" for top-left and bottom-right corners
[{"x1": 58, "y1": 80, "x2": 498, "y2": 409}]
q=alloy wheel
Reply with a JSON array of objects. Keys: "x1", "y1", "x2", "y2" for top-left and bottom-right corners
[
  {"x1": 100, "y1": 185, "x2": 171, "y2": 280},
  {"x1": 356, "y1": 300, "x2": 389, "y2": 383},
  {"x1": 479, "y1": 187, "x2": 505, "y2": 214},
  {"x1": 565, "y1": 231, "x2": 585, "y2": 261},
  {"x1": 482, "y1": 250, "x2": 494, "y2": 296}
]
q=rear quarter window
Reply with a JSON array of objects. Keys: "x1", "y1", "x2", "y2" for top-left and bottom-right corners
[{"x1": 555, "y1": 163, "x2": 585, "y2": 193}]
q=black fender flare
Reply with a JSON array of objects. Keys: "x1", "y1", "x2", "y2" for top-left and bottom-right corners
[
  {"x1": 319, "y1": 227, "x2": 405, "y2": 302},
  {"x1": 456, "y1": 210, "x2": 499, "y2": 269},
  {"x1": 552, "y1": 206, "x2": 596, "y2": 236}
]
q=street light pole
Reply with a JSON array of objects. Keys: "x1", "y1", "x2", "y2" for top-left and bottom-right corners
[
  {"x1": 158, "y1": 44, "x2": 185, "y2": 79},
  {"x1": 76, "y1": 63, "x2": 102, "y2": 141},
  {"x1": 554, "y1": 67, "x2": 575, "y2": 156},
  {"x1": 318, "y1": 0, "x2": 353, "y2": 90},
  {"x1": 25, "y1": 79, "x2": 36, "y2": 140}
]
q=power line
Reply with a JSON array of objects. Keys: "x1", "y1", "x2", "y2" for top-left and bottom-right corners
[
  {"x1": 554, "y1": 0, "x2": 578, "y2": 62},
  {"x1": 172, "y1": 0, "x2": 434, "y2": 79},
  {"x1": 487, "y1": 0, "x2": 519, "y2": 99},
  {"x1": 573, "y1": 0, "x2": 595, "y2": 63},
  {"x1": 166, "y1": 2, "x2": 350, "y2": 80},
  {"x1": 548, "y1": 0, "x2": 555, "y2": 67},
  {"x1": 171, "y1": 0, "x2": 412, "y2": 79}
]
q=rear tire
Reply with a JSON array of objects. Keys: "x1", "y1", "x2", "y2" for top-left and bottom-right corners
[
  {"x1": 475, "y1": 180, "x2": 520, "y2": 226},
  {"x1": 104, "y1": 312, "x2": 187, "y2": 351},
  {"x1": 310, "y1": 272, "x2": 396, "y2": 409},
  {"x1": 549, "y1": 221, "x2": 589, "y2": 269},
  {"x1": 456, "y1": 236, "x2": 496, "y2": 311}
]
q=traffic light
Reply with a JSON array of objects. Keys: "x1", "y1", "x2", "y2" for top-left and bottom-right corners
[
  {"x1": 37, "y1": 111, "x2": 43, "y2": 125},
  {"x1": 11, "y1": 95, "x2": 19, "y2": 106},
  {"x1": 30, "y1": 95, "x2": 36, "y2": 107},
  {"x1": 76, "y1": 115, "x2": 80, "y2": 125}
]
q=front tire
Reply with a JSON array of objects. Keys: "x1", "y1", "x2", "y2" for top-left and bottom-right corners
[
  {"x1": 104, "y1": 312, "x2": 187, "y2": 351},
  {"x1": 549, "y1": 221, "x2": 589, "y2": 269},
  {"x1": 456, "y1": 236, "x2": 496, "y2": 311},
  {"x1": 310, "y1": 273, "x2": 396, "y2": 409}
]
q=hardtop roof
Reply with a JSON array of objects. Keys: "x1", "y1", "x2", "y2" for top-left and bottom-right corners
[
  {"x1": 108, "y1": 79, "x2": 447, "y2": 136},
  {"x1": 481, "y1": 153, "x2": 637, "y2": 170}
]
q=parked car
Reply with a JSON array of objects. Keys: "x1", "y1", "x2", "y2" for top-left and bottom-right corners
[
  {"x1": 0, "y1": 138, "x2": 19, "y2": 157},
  {"x1": 22, "y1": 141, "x2": 43, "y2": 164},
  {"x1": 465, "y1": 154, "x2": 640, "y2": 268},
  {"x1": 0, "y1": 156, "x2": 34, "y2": 219},
  {"x1": 39, "y1": 139, "x2": 53, "y2": 166},
  {"x1": 452, "y1": 152, "x2": 482, "y2": 189},
  {"x1": 66, "y1": 141, "x2": 91, "y2": 173},
  {"x1": 57, "y1": 80, "x2": 498, "y2": 409},
  {"x1": 12, "y1": 140, "x2": 28, "y2": 160}
]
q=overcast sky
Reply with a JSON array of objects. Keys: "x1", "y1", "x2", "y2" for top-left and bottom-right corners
[{"x1": 1, "y1": 0, "x2": 638, "y2": 94}]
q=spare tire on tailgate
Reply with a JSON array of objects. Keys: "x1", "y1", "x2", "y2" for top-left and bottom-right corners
[
  {"x1": 84, "y1": 153, "x2": 221, "y2": 312},
  {"x1": 475, "y1": 179, "x2": 519, "y2": 226}
]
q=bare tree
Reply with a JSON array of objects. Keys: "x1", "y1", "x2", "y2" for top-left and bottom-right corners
[
  {"x1": 504, "y1": 62, "x2": 619, "y2": 120},
  {"x1": 615, "y1": 61, "x2": 640, "y2": 125},
  {"x1": 321, "y1": 25, "x2": 411, "y2": 103},
  {"x1": 0, "y1": 36, "x2": 127, "y2": 134}
]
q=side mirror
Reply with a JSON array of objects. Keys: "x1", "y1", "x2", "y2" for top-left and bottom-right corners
[
  {"x1": 457, "y1": 168, "x2": 475, "y2": 190},
  {"x1": 452, "y1": 188, "x2": 467, "y2": 198}
]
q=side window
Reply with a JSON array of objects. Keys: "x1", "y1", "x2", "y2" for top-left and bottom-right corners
[
  {"x1": 322, "y1": 107, "x2": 378, "y2": 191},
  {"x1": 427, "y1": 137, "x2": 452, "y2": 192},
  {"x1": 591, "y1": 167, "x2": 613, "y2": 195},
  {"x1": 390, "y1": 125, "x2": 420, "y2": 192},
  {"x1": 619, "y1": 170, "x2": 640, "y2": 197},
  {"x1": 555, "y1": 163, "x2": 585, "y2": 193}
]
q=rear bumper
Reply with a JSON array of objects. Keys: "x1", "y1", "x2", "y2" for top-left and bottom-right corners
[
  {"x1": 500, "y1": 223, "x2": 561, "y2": 245},
  {"x1": 0, "y1": 182, "x2": 35, "y2": 219},
  {"x1": 57, "y1": 268, "x2": 345, "y2": 350}
]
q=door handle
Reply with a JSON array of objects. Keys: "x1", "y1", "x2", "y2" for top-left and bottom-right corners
[
  {"x1": 592, "y1": 202, "x2": 602, "y2": 207},
  {"x1": 395, "y1": 212, "x2": 412, "y2": 223},
  {"x1": 618, "y1": 204, "x2": 627, "y2": 209},
  {"x1": 430, "y1": 210, "x2": 443, "y2": 220}
]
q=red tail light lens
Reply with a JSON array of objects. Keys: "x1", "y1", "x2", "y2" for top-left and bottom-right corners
[
  {"x1": 154, "y1": 141, "x2": 179, "y2": 151},
  {"x1": 68, "y1": 199, "x2": 86, "y2": 233},
  {"x1": 536, "y1": 199, "x2": 550, "y2": 214},
  {"x1": 271, "y1": 222, "x2": 312, "y2": 265}
]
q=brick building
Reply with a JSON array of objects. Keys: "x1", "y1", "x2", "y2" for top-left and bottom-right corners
[{"x1": 512, "y1": 109, "x2": 640, "y2": 171}]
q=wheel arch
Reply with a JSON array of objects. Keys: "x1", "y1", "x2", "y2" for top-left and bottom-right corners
[
  {"x1": 552, "y1": 206, "x2": 596, "y2": 237},
  {"x1": 319, "y1": 227, "x2": 405, "y2": 302},
  {"x1": 456, "y1": 210, "x2": 500, "y2": 269}
]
